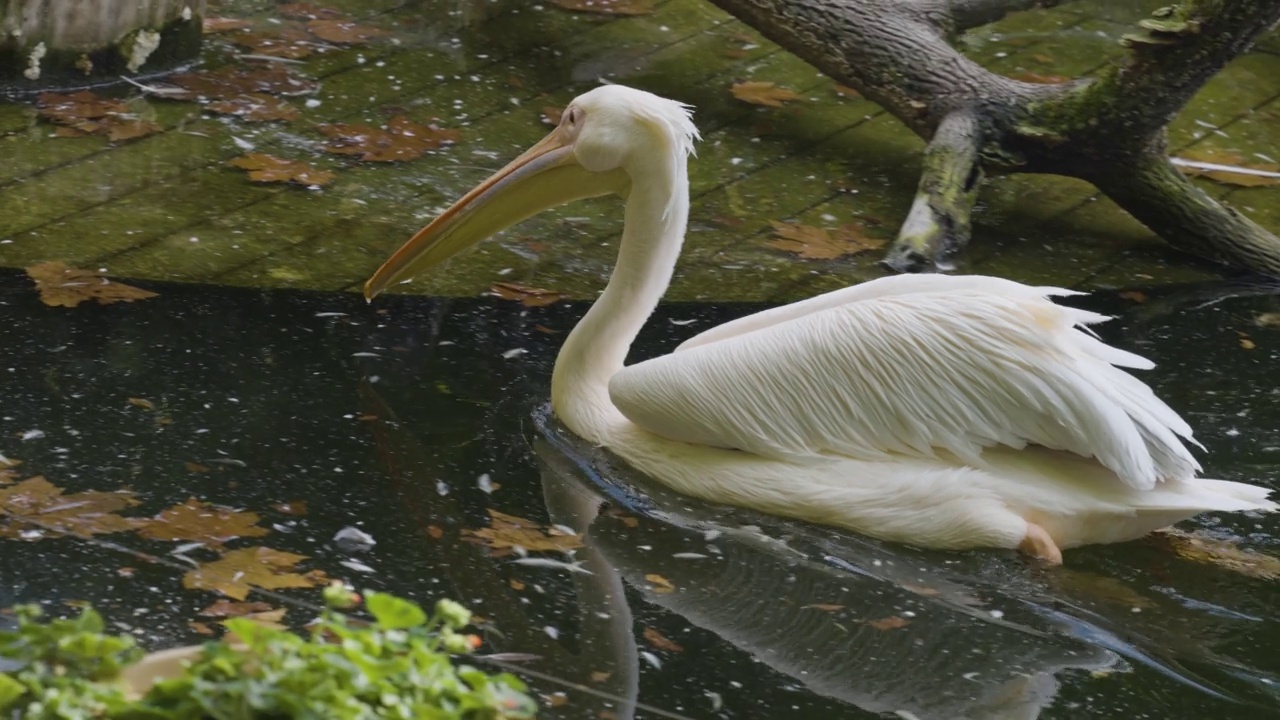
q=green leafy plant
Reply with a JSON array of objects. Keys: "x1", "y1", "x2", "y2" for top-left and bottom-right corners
[{"x1": 0, "y1": 589, "x2": 536, "y2": 719}]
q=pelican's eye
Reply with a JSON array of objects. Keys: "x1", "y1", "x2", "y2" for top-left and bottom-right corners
[{"x1": 563, "y1": 106, "x2": 583, "y2": 130}]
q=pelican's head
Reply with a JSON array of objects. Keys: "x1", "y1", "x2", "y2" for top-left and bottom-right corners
[{"x1": 363, "y1": 84, "x2": 698, "y2": 300}]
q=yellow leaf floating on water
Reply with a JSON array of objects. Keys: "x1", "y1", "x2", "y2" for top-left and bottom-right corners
[
  {"x1": 765, "y1": 220, "x2": 886, "y2": 260},
  {"x1": 1157, "y1": 528, "x2": 1280, "y2": 580},
  {"x1": 644, "y1": 573, "x2": 674, "y2": 593},
  {"x1": 183, "y1": 546, "x2": 327, "y2": 600},
  {"x1": 462, "y1": 509, "x2": 583, "y2": 553},
  {"x1": 25, "y1": 261, "x2": 158, "y2": 308},
  {"x1": 137, "y1": 498, "x2": 270, "y2": 545},
  {"x1": 731, "y1": 81, "x2": 803, "y2": 108},
  {"x1": 0, "y1": 476, "x2": 139, "y2": 539}
]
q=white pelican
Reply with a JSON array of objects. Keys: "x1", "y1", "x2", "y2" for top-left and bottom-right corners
[{"x1": 365, "y1": 85, "x2": 1276, "y2": 563}]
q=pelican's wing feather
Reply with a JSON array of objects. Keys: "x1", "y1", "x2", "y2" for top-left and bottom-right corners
[{"x1": 609, "y1": 275, "x2": 1199, "y2": 490}]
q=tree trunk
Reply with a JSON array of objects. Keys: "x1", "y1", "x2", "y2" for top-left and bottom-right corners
[
  {"x1": 707, "y1": 0, "x2": 1280, "y2": 277},
  {"x1": 0, "y1": 0, "x2": 205, "y2": 94}
]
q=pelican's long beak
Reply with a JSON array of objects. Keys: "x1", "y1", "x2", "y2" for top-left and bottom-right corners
[{"x1": 364, "y1": 125, "x2": 628, "y2": 300}]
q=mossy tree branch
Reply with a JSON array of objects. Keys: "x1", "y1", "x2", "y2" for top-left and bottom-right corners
[
  {"x1": 884, "y1": 109, "x2": 984, "y2": 272},
  {"x1": 706, "y1": 0, "x2": 1280, "y2": 276}
]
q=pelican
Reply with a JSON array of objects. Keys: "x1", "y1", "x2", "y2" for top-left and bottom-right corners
[{"x1": 365, "y1": 85, "x2": 1276, "y2": 563}]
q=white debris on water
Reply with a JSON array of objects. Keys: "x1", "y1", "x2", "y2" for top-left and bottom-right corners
[
  {"x1": 23, "y1": 42, "x2": 46, "y2": 80},
  {"x1": 333, "y1": 526, "x2": 376, "y2": 553}
]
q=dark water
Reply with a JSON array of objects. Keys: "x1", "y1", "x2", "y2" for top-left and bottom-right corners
[{"x1": 3, "y1": 271, "x2": 1280, "y2": 719}]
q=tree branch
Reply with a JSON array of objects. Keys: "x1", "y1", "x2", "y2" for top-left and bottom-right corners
[
  {"x1": 1091, "y1": 151, "x2": 1280, "y2": 276},
  {"x1": 883, "y1": 109, "x2": 984, "y2": 272}
]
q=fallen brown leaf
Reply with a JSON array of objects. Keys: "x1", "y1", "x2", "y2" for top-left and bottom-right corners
[
  {"x1": 489, "y1": 282, "x2": 562, "y2": 307},
  {"x1": 509, "y1": 578, "x2": 526, "y2": 591},
  {"x1": 548, "y1": 0, "x2": 656, "y2": 16},
  {"x1": 25, "y1": 261, "x2": 158, "y2": 308},
  {"x1": 1240, "y1": 336, "x2": 1257, "y2": 350},
  {"x1": 461, "y1": 509, "x2": 583, "y2": 553},
  {"x1": 307, "y1": 18, "x2": 389, "y2": 44},
  {"x1": 589, "y1": 671, "x2": 612, "y2": 683},
  {"x1": 183, "y1": 546, "x2": 327, "y2": 600},
  {"x1": 203, "y1": 17, "x2": 253, "y2": 33},
  {"x1": 137, "y1": 498, "x2": 270, "y2": 545},
  {"x1": 127, "y1": 397, "x2": 155, "y2": 410},
  {"x1": 199, "y1": 599, "x2": 275, "y2": 618},
  {"x1": 189, "y1": 621, "x2": 216, "y2": 636},
  {"x1": 642, "y1": 627, "x2": 684, "y2": 652},
  {"x1": 867, "y1": 615, "x2": 910, "y2": 630},
  {"x1": 766, "y1": 220, "x2": 885, "y2": 260},
  {"x1": 319, "y1": 116, "x2": 461, "y2": 162},
  {"x1": 541, "y1": 106, "x2": 565, "y2": 126},
  {"x1": 644, "y1": 573, "x2": 674, "y2": 593},
  {"x1": 1256, "y1": 312, "x2": 1280, "y2": 328},
  {"x1": 230, "y1": 28, "x2": 316, "y2": 59},
  {"x1": 0, "y1": 476, "x2": 139, "y2": 539},
  {"x1": 207, "y1": 93, "x2": 301, "y2": 122},
  {"x1": 1118, "y1": 290, "x2": 1148, "y2": 304},
  {"x1": 801, "y1": 603, "x2": 845, "y2": 612},
  {"x1": 278, "y1": 2, "x2": 345, "y2": 20},
  {"x1": 36, "y1": 91, "x2": 162, "y2": 142},
  {"x1": 426, "y1": 524, "x2": 444, "y2": 539},
  {"x1": 165, "y1": 65, "x2": 318, "y2": 101},
  {"x1": 731, "y1": 81, "x2": 802, "y2": 108},
  {"x1": 229, "y1": 153, "x2": 335, "y2": 186},
  {"x1": 185, "y1": 462, "x2": 212, "y2": 474}
]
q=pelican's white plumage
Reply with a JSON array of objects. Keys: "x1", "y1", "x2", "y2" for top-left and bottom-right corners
[{"x1": 365, "y1": 84, "x2": 1275, "y2": 563}]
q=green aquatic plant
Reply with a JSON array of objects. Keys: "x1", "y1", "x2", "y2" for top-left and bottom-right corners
[{"x1": 0, "y1": 590, "x2": 535, "y2": 719}]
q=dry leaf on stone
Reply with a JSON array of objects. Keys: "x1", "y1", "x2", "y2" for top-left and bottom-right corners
[
  {"x1": 278, "y1": 2, "x2": 346, "y2": 20},
  {"x1": 36, "y1": 91, "x2": 162, "y2": 142},
  {"x1": 548, "y1": 0, "x2": 656, "y2": 16},
  {"x1": 203, "y1": 17, "x2": 253, "y2": 33},
  {"x1": 0, "y1": 476, "x2": 139, "y2": 539},
  {"x1": 25, "y1": 261, "x2": 158, "y2": 308},
  {"x1": 541, "y1": 106, "x2": 564, "y2": 126},
  {"x1": 319, "y1": 116, "x2": 461, "y2": 162},
  {"x1": 199, "y1": 599, "x2": 276, "y2": 618},
  {"x1": 207, "y1": 93, "x2": 301, "y2": 122},
  {"x1": 307, "y1": 19, "x2": 389, "y2": 44},
  {"x1": 489, "y1": 282, "x2": 562, "y2": 307},
  {"x1": 731, "y1": 81, "x2": 802, "y2": 107},
  {"x1": 642, "y1": 627, "x2": 684, "y2": 652},
  {"x1": 137, "y1": 497, "x2": 270, "y2": 545},
  {"x1": 1156, "y1": 528, "x2": 1280, "y2": 579},
  {"x1": 229, "y1": 28, "x2": 316, "y2": 59},
  {"x1": 183, "y1": 546, "x2": 327, "y2": 600},
  {"x1": 461, "y1": 509, "x2": 583, "y2": 553},
  {"x1": 867, "y1": 615, "x2": 910, "y2": 630},
  {"x1": 165, "y1": 65, "x2": 318, "y2": 101},
  {"x1": 766, "y1": 220, "x2": 885, "y2": 260},
  {"x1": 1175, "y1": 148, "x2": 1280, "y2": 188},
  {"x1": 229, "y1": 153, "x2": 335, "y2": 186}
]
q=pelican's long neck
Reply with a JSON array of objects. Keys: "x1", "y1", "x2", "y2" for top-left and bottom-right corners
[{"x1": 551, "y1": 150, "x2": 688, "y2": 444}]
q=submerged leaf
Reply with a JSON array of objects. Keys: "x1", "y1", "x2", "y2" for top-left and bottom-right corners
[
  {"x1": 203, "y1": 17, "x2": 253, "y2": 33},
  {"x1": 25, "y1": 261, "x2": 158, "y2": 307},
  {"x1": 229, "y1": 28, "x2": 316, "y2": 59},
  {"x1": 1158, "y1": 528, "x2": 1280, "y2": 579},
  {"x1": 866, "y1": 615, "x2": 910, "y2": 630},
  {"x1": 306, "y1": 18, "x2": 389, "y2": 44},
  {"x1": 36, "y1": 91, "x2": 162, "y2": 142},
  {"x1": 731, "y1": 81, "x2": 802, "y2": 107},
  {"x1": 207, "y1": 93, "x2": 301, "y2": 122},
  {"x1": 642, "y1": 627, "x2": 684, "y2": 652},
  {"x1": 165, "y1": 65, "x2": 319, "y2": 101},
  {"x1": 183, "y1": 546, "x2": 327, "y2": 600}
]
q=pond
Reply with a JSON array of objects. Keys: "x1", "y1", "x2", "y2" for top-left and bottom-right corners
[{"x1": 2, "y1": 1, "x2": 1280, "y2": 719}]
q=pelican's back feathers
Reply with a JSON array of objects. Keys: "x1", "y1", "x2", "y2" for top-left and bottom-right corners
[{"x1": 609, "y1": 275, "x2": 1199, "y2": 490}]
